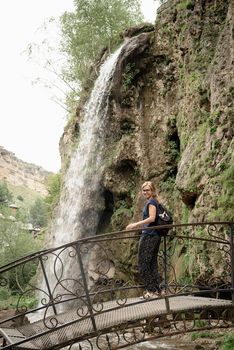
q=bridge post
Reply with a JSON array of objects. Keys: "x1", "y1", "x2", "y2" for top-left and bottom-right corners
[
  {"x1": 163, "y1": 235, "x2": 168, "y2": 290},
  {"x1": 76, "y1": 243, "x2": 97, "y2": 332},
  {"x1": 229, "y1": 224, "x2": 234, "y2": 305},
  {"x1": 39, "y1": 256, "x2": 57, "y2": 315}
]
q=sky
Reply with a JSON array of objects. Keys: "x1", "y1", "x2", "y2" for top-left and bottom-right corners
[{"x1": 0, "y1": 0, "x2": 160, "y2": 173}]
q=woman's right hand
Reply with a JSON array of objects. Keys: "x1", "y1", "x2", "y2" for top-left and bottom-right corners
[{"x1": 126, "y1": 223, "x2": 137, "y2": 230}]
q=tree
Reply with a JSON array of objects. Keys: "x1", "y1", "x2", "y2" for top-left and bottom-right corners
[
  {"x1": 45, "y1": 173, "x2": 61, "y2": 215},
  {"x1": 0, "y1": 219, "x2": 41, "y2": 292},
  {"x1": 29, "y1": 198, "x2": 48, "y2": 228},
  {"x1": 60, "y1": 0, "x2": 143, "y2": 88},
  {"x1": 0, "y1": 182, "x2": 12, "y2": 206}
]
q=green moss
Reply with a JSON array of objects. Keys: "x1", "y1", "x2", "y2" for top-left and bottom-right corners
[
  {"x1": 191, "y1": 331, "x2": 224, "y2": 341},
  {"x1": 228, "y1": 85, "x2": 234, "y2": 98},
  {"x1": 209, "y1": 164, "x2": 234, "y2": 221},
  {"x1": 221, "y1": 335, "x2": 234, "y2": 350},
  {"x1": 150, "y1": 121, "x2": 159, "y2": 135},
  {"x1": 160, "y1": 176, "x2": 176, "y2": 193},
  {"x1": 213, "y1": 139, "x2": 221, "y2": 149},
  {"x1": 177, "y1": 0, "x2": 194, "y2": 11},
  {"x1": 178, "y1": 255, "x2": 194, "y2": 284},
  {"x1": 210, "y1": 125, "x2": 217, "y2": 134},
  {"x1": 122, "y1": 63, "x2": 139, "y2": 91},
  {"x1": 217, "y1": 165, "x2": 234, "y2": 220},
  {"x1": 182, "y1": 204, "x2": 190, "y2": 224},
  {"x1": 120, "y1": 119, "x2": 135, "y2": 135}
]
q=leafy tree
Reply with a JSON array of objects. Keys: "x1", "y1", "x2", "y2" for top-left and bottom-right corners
[
  {"x1": 0, "y1": 219, "x2": 41, "y2": 291},
  {"x1": 60, "y1": 0, "x2": 143, "y2": 88},
  {"x1": 15, "y1": 206, "x2": 29, "y2": 224},
  {"x1": 45, "y1": 173, "x2": 61, "y2": 215},
  {"x1": 29, "y1": 198, "x2": 48, "y2": 228},
  {"x1": 0, "y1": 182, "x2": 13, "y2": 206}
]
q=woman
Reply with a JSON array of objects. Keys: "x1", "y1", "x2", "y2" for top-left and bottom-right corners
[{"x1": 126, "y1": 181, "x2": 162, "y2": 298}]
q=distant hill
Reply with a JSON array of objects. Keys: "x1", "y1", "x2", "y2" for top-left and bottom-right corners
[{"x1": 0, "y1": 146, "x2": 53, "y2": 205}]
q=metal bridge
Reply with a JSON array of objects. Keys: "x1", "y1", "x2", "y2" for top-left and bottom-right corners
[{"x1": 0, "y1": 222, "x2": 233, "y2": 350}]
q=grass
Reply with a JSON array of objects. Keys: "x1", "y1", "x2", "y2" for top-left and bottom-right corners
[
  {"x1": 0, "y1": 293, "x2": 38, "y2": 310},
  {"x1": 220, "y1": 334, "x2": 234, "y2": 350},
  {"x1": 191, "y1": 331, "x2": 234, "y2": 350},
  {"x1": 7, "y1": 183, "x2": 43, "y2": 207},
  {"x1": 191, "y1": 331, "x2": 224, "y2": 341}
]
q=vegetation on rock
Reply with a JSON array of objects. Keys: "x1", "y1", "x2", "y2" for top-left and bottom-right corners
[{"x1": 60, "y1": 0, "x2": 143, "y2": 100}]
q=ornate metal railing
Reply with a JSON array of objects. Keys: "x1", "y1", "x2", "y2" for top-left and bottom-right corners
[{"x1": 0, "y1": 222, "x2": 233, "y2": 350}]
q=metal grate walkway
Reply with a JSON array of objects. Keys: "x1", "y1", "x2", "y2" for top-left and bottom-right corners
[{"x1": 0, "y1": 296, "x2": 233, "y2": 350}]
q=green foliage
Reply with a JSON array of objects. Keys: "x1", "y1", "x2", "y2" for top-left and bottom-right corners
[
  {"x1": 0, "y1": 219, "x2": 41, "y2": 291},
  {"x1": 150, "y1": 121, "x2": 159, "y2": 135},
  {"x1": 7, "y1": 183, "x2": 43, "y2": 207},
  {"x1": 212, "y1": 164, "x2": 234, "y2": 221},
  {"x1": 122, "y1": 63, "x2": 140, "y2": 90},
  {"x1": 0, "y1": 287, "x2": 11, "y2": 300},
  {"x1": 177, "y1": 0, "x2": 195, "y2": 11},
  {"x1": 111, "y1": 199, "x2": 134, "y2": 230},
  {"x1": 45, "y1": 173, "x2": 61, "y2": 214},
  {"x1": 0, "y1": 292, "x2": 38, "y2": 310},
  {"x1": 182, "y1": 203, "x2": 190, "y2": 224},
  {"x1": 0, "y1": 182, "x2": 13, "y2": 206},
  {"x1": 29, "y1": 198, "x2": 48, "y2": 228},
  {"x1": 191, "y1": 331, "x2": 223, "y2": 341},
  {"x1": 60, "y1": 0, "x2": 143, "y2": 87},
  {"x1": 0, "y1": 220, "x2": 41, "y2": 265},
  {"x1": 160, "y1": 176, "x2": 176, "y2": 193},
  {"x1": 120, "y1": 119, "x2": 135, "y2": 135},
  {"x1": 221, "y1": 335, "x2": 234, "y2": 350}
]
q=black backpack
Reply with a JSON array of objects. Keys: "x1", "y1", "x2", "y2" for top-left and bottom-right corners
[
  {"x1": 146, "y1": 200, "x2": 173, "y2": 236},
  {"x1": 156, "y1": 202, "x2": 173, "y2": 236}
]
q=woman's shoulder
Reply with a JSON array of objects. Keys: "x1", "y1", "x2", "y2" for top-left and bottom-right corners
[{"x1": 147, "y1": 198, "x2": 158, "y2": 206}]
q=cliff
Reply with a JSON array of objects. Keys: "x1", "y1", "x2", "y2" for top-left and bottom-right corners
[
  {"x1": 60, "y1": 0, "x2": 234, "y2": 285},
  {"x1": 0, "y1": 146, "x2": 51, "y2": 197}
]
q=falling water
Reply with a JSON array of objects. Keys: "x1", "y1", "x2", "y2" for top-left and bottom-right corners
[
  {"x1": 31, "y1": 43, "x2": 196, "y2": 350},
  {"x1": 34, "y1": 45, "x2": 124, "y2": 317},
  {"x1": 51, "y1": 45, "x2": 123, "y2": 246}
]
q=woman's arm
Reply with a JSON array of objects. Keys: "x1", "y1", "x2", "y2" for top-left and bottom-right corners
[{"x1": 126, "y1": 204, "x2": 156, "y2": 230}]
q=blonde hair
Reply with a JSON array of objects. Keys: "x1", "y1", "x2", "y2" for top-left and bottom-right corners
[{"x1": 142, "y1": 181, "x2": 159, "y2": 200}]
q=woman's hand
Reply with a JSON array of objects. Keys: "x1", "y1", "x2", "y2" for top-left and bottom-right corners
[{"x1": 126, "y1": 223, "x2": 137, "y2": 230}]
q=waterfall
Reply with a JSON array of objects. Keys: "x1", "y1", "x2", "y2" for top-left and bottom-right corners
[
  {"x1": 33, "y1": 45, "x2": 124, "y2": 317},
  {"x1": 51, "y1": 45, "x2": 123, "y2": 245}
]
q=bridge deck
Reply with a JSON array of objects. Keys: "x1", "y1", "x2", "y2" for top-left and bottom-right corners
[{"x1": 0, "y1": 296, "x2": 233, "y2": 350}]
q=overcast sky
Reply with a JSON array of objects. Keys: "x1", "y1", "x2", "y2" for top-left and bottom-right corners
[{"x1": 0, "y1": 0, "x2": 160, "y2": 173}]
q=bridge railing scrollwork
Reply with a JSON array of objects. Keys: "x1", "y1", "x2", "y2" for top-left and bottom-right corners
[{"x1": 0, "y1": 221, "x2": 233, "y2": 350}]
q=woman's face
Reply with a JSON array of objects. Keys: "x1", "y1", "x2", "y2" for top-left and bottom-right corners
[{"x1": 142, "y1": 185, "x2": 153, "y2": 199}]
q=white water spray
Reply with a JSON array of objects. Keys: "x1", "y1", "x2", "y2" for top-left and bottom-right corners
[
  {"x1": 51, "y1": 46, "x2": 123, "y2": 245},
  {"x1": 34, "y1": 45, "x2": 124, "y2": 316}
]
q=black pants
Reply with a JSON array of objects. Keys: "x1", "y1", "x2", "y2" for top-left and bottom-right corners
[{"x1": 138, "y1": 234, "x2": 161, "y2": 292}]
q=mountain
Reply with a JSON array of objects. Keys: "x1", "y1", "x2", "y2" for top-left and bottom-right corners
[{"x1": 0, "y1": 145, "x2": 52, "y2": 204}]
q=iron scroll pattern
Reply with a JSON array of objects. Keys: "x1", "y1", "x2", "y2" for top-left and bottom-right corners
[
  {"x1": 67, "y1": 306, "x2": 234, "y2": 350},
  {"x1": 0, "y1": 222, "x2": 233, "y2": 350},
  {"x1": 158, "y1": 223, "x2": 232, "y2": 297}
]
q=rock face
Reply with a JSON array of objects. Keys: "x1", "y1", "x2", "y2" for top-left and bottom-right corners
[
  {"x1": 60, "y1": 0, "x2": 234, "y2": 285},
  {"x1": 0, "y1": 146, "x2": 51, "y2": 196}
]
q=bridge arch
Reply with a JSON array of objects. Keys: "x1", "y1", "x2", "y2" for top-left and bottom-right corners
[{"x1": 0, "y1": 222, "x2": 233, "y2": 349}]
